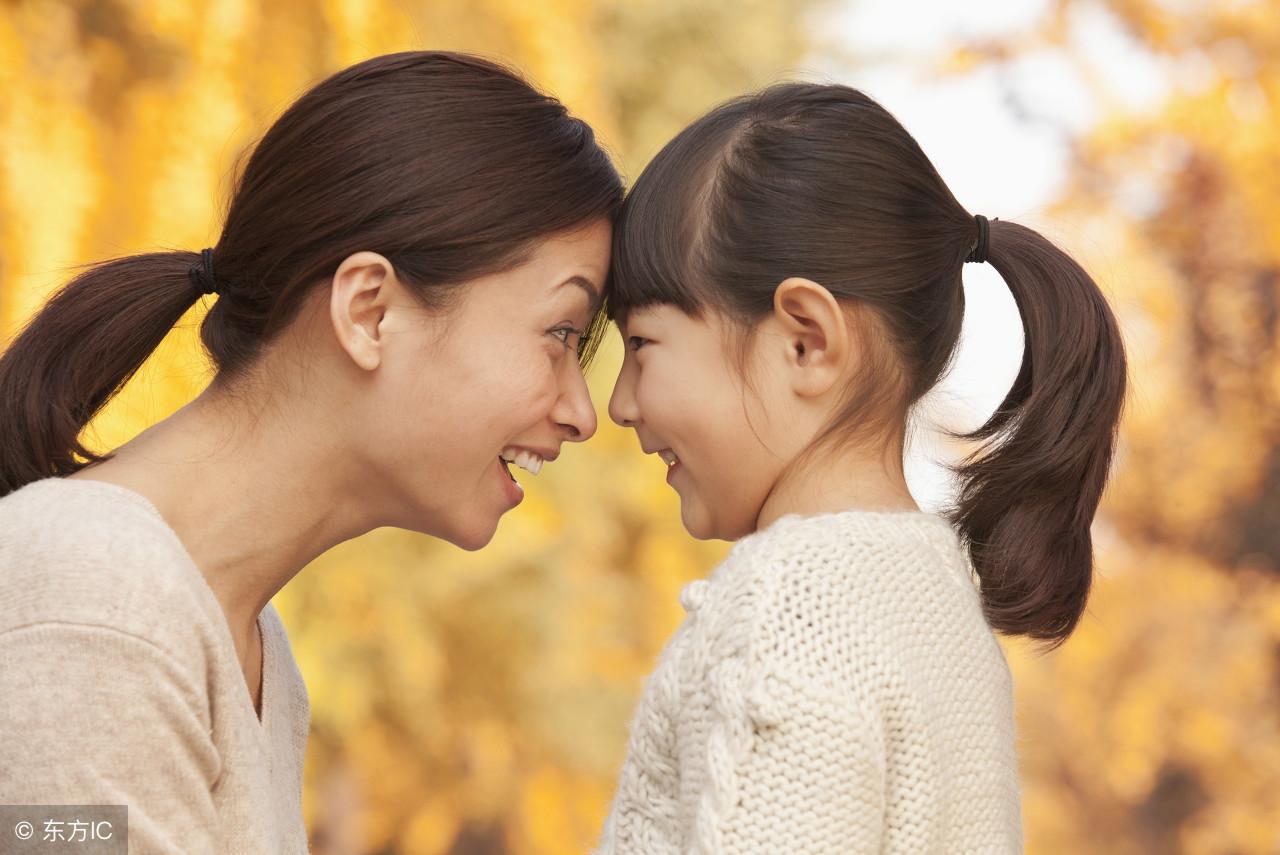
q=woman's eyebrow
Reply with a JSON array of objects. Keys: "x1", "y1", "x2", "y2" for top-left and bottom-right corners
[{"x1": 560, "y1": 275, "x2": 601, "y2": 309}]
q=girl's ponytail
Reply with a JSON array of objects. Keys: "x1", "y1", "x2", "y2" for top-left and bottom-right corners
[
  {"x1": 948, "y1": 219, "x2": 1128, "y2": 649},
  {"x1": 606, "y1": 82, "x2": 1127, "y2": 648},
  {"x1": 0, "y1": 251, "x2": 209, "y2": 497}
]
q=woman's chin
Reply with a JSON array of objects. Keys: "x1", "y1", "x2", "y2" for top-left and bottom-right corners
[
  {"x1": 393, "y1": 503, "x2": 501, "y2": 551},
  {"x1": 443, "y1": 514, "x2": 501, "y2": 552}
]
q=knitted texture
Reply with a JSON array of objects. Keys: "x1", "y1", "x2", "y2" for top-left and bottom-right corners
[
  {"x1": 593, "y1": 510, "x2": 1024, "y2": 854},
  {"x1": 0, "y1": 477, "x2": 310, "y2": 854}
]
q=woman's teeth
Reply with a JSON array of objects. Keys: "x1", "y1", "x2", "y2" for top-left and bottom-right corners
[
  {"x1": 658, "y1": 449, "x2": 679, "y2": 466},
  {"x1": 500, "y1": 447, "x2": 545, "y2": 476}
]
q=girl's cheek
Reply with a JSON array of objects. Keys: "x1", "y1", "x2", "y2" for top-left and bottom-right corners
[
  {"x1": 644, "y1": 365, "x2": 683, "y2": 412},
  {"x1": 637, "y1": 390, "x2": 674, "y2": 434}
]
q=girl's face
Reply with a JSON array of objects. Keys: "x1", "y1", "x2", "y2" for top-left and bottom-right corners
[
  {"x1": 339, "y1": 219, "x2": 611, "y2": 550},
  {"x1": 608, "y1": 305, "x2": 793, "y2": 541}
]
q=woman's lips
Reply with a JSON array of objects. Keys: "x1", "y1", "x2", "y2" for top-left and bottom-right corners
[{"x1": 497, "y1": 456, "x2": 524, "y2": 506}]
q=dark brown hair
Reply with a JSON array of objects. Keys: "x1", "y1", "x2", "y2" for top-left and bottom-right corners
[
  {"x1": 608, "y1": 82, "x2": 1128, "y2": 648},
  {"x1": 0, "y1": 51, "x2": 623, "y2": 498}
]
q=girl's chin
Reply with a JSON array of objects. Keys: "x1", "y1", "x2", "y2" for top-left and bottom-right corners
[
  {"x1": 679, "y1": 502, "x2": 716, "y2": 542},
  {"x1": 680, "y1": 499, "x2": 756, "y2": 543}
]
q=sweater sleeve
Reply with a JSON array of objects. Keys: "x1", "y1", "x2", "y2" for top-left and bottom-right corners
[
  {"x1": 714, "y1": 678, "x2": 886, "y2": 854},
  {"x1": 0, "y1": 622, "x2": 222, "y2": 855}
]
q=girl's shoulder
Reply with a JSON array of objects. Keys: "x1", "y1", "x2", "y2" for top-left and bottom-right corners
[
  {"x1": 693, "y1": 506, "x2": 999, "y2": 693},
  {"x1": 720, "y1": 506, "x2": 972, "y2": 594}
]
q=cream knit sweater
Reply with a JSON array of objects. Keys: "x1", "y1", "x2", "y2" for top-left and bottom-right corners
[
  {"x1": 0, "y1": 477, "x2": 310, "y2": 854},
  {"x1": 593, "y1": 509, "x2": 1024, "y2": 854}
]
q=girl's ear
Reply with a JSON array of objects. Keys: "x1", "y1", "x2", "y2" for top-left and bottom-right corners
[
  {"x1": 329, "y1": 251, "x2": 398, "y2": 371},
  {"x1": 770, "y1": 277, "x2": 850, "y2": 397}
]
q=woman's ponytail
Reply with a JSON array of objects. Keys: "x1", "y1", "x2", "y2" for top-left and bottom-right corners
[
  {"x1": 948, "y1": 219, "x2": 1129, "y2": 649},
  {"x1": 0, "y1": 251, "x2": 209, "y2": 497},
  {"x1": 0, "y1": 51, "x2": 626, "y2": 501}
]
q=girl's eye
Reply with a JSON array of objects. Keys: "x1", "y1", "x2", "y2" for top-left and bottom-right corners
[{"x1": 626, "y1": 336, "x2": 650, "y2": 351}]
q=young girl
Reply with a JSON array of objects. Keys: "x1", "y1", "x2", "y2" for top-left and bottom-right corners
[
  {"x1": 0, "y1": 51, "x2": 620, "y2": 852},
  {"x1": 595, "y1": 83, "x2": 1127, "y2": 853}
]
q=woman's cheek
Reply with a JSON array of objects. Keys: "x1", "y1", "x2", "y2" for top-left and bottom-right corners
[
  {"x1": 525, "y1": 358, "x2": 566, "y2": 417},
  {"x1": 504, "y1": 346, "x2": 551, "y2": 396}
]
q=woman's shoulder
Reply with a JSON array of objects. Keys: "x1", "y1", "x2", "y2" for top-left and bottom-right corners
[
  {"x1": 0, "y1": 476, "x2": 195, "y2": 581},
  {"x1": 0, "y1": 477, "x2": 222, "y2": 662}
]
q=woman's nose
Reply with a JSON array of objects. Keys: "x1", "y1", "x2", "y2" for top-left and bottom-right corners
[{"x1": 555, "y1": 365, "x2": 598, "y2": 442}]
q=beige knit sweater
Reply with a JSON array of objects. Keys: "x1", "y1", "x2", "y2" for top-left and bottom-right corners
[
  {"x1": 0, "y1": 477, "x2": 310, "y2": 854},
  {"x1": 593, "y1": 509, "x2": 1024, "y2": 854}
]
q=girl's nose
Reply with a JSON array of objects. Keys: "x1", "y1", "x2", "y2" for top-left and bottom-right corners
[{"x1": 608, "y1": 362, "x2": 640, "y2": 428}]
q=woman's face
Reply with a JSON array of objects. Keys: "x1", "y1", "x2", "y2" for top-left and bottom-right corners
[{"x1": 340, "y1": 219, "x2": 611, "y2": 549}]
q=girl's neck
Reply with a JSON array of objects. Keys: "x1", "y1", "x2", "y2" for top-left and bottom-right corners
[{"x1": 755, "y1": 438, "x2": 920, "y2": 531}]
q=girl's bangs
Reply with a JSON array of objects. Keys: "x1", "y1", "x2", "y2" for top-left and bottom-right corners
[
  {"x1": 607, "y1": 162, "x2": 708, "y2": 322},
  {"x1": 606, "y1": 107, "x2": 751, "y2": 323}
]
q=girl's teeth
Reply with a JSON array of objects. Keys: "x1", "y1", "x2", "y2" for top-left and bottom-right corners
[{"x1": 658, "y1": 450, "x2": 679, "y2": 466}]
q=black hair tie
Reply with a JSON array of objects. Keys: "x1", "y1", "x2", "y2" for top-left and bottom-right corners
[
  {"x1": 189, "y1": 247, "x2": 220, "y2": 296},
  {"x1": 966, "y1": 215, "x2": 996, "y2": 264}
]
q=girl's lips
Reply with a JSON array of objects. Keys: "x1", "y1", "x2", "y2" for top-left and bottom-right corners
[
  {"x1": 665, "y1": 459, "x2": 681, "y2": 485},
  {"x1": 497, "y1": 456, "x2": 524, "y2": 507}
]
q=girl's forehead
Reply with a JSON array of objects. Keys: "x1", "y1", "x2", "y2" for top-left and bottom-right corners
[
  {"x1": 622, "y1": 304, "x2": 729, "y2": 343},
  {"x1": 618, "y1": 303, "x2": 676, "y2": 329}
]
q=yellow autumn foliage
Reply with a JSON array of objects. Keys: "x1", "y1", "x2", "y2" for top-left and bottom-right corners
[
  {"x1": 2, "y1": 1, "x2": 1277, "y2": 853},
  {"x1": 960, "y1": 1, "x2": 1280, "y2": 851}
]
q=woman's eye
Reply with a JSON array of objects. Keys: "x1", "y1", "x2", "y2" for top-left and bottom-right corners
[
  {"x1": 626, "y1": 336, "x2": 650, "y2": 351},
  {"x1": 551, "y1": 326, "x2": 583, "y2": 350}
]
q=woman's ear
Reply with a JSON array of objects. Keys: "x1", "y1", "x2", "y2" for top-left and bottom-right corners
[
  {"x1": 329, "y1": 251, "x2": 397, "y2": 371},
  {"x1": 771, "y1": 277, "x2": 849, "y2": 397}
]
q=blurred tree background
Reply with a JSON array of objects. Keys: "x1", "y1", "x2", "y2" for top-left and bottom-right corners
[
  {"x1": 1, "y1": 0, "x2": 1276, "y2": 852},
  {"x1": 946, "y1": 2, "x2": 1280, "y2": 852}
]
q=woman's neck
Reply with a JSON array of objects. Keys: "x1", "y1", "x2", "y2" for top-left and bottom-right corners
[{"x1": 69, "y1": 378, "x2": 375, "y2": 661}]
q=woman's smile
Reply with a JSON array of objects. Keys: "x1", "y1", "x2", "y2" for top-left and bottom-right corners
[
  {"x1": 495, "y1": 455, "x2": 524, "y2": 507},
  {"x1": 495, "y1": 444, "x2": 560, "y2": 507}
]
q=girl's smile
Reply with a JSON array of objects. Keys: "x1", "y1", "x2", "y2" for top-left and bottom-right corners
[
  {"x1": 610, "y1": 304, "x2": 799, "y2": 541},
  {"x1": 642, "y1": 444, "x2": 682, "y2": 484}
]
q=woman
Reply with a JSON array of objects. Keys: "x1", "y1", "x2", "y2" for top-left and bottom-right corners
[{"x1": 0, "y1": 51, "x2": 622, "y2": 853}]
